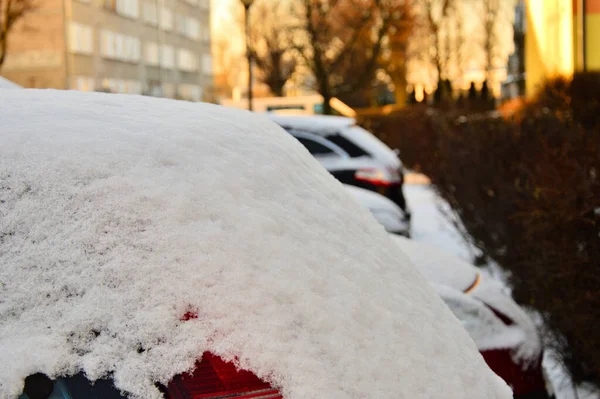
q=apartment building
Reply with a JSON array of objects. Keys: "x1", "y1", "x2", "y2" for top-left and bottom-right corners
[{"x1": 1, "y1": 0, "x2": 212, "y2": 101}]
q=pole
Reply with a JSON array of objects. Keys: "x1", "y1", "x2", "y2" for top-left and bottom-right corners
[{"x1": 244, "y1": 4, "x2": 253, "y2": 111}]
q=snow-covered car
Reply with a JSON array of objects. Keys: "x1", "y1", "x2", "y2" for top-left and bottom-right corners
[
  {"x1": 393, "y1": 236, "x2": 552, "y2": 399},
  {"x1": 0, "y1": 89, "x2": 512, "y2": 399},
  {"x1": 267, "y1": 114, "x2": 410, "y2": 216},
  {"x1": 344, "y1": 184, "x2": 410, "y2": 236}
]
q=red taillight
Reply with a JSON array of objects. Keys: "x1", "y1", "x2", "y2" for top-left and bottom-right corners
[
  {"x1": 167, "y1": 352, "x2": 282, "y2": 399},
  {"x1": 354, "y1": 167, "x2": 401, "y2": 186},
  {"x1": 481, "y1": 349, "x2": 547, "y2": 396}
]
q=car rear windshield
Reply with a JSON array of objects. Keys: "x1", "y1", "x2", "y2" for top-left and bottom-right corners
[{"x1": 325, "y1": 133, "x2": 370, "y2": 158}]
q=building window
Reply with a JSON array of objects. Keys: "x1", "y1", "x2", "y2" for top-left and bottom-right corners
[
  {"x1": 201, "y1": 54, "x2": 212, "y2": 74},
  {"x1": 102, "y1": 78, "x2": 142, "y2": 94},
  {"x1": 163, "y1": 82, "x2": 176, "y2": 98},
  {"x1": 202, "y1": 25, "x2": 210, "y2": 42},
  {"x1": 143, "y1": 2, "x2": 157, "y2": 25},
  {"x1": 69, "y1": 22, "x2": 93, "y2": 55},
  {"x1": 177, "y1": 48, "x2": 197, "y2": 72},
  {"x1": 74, "y1": 76, "x2": 95, "y2": 92},
  {"x1": 178, "y1": 84, "x2": 202, "y2": 101},
  {"x1": 187, "y1": 17, "x2": 200, "y2": 40},
  {"x1": 116, "y1": 0, "x2": 139, "y2": 19},
  {"x1": 100, "y1": 30, "x2": 140, "y2": 63},
  {"x1": 145, "y1": 42, "x2": 159, "y2": 66},
  {"x1": 159, "y1": 6, "x2": 173, "y2": 31},
  {"x1": 160, "y1": 45, "x2": 175, "y2": 69},
  {"x1": 175, "y1": 14, "x2": 200, "y2": 40}
]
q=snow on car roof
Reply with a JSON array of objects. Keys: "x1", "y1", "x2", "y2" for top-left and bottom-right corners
[
  {"x1": 392, "y1": 236, "x2": 480, "y2": 293},
  {"x1": 266, "y1": 113, "x2": 355, "y2": 135},
  {"x1": 344, "y1": 184, "x2": 403, "y2": 214},
  {"x1": 1, "y1": 90, "x2": 511, "y2": 399}
]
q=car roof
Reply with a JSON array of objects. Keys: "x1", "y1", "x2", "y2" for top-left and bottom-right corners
[
  {"x1": 0, "y1": 90, "x2": 511, "y2": 399},
  {"x1": 392, "y1": 236, "x2": 480, "y2": 293},
  {"x1": 266, "y1": 113, "x2": 355, "y2": 135}
]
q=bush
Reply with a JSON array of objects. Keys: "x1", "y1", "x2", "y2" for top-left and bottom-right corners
[{"x1": 363, "y1": 73, "x2": 600, "y2": 388}]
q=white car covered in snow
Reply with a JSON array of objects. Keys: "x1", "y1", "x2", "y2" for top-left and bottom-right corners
[
  {"x1": 1, "y1": 89, "x2": 511, "y2": 399},
  {"x1": 268, "y1": 114, "x2": 411, "y2": 216}
]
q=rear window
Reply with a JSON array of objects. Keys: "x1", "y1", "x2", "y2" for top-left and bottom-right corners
[
  {"x1": 296, "y1": 137, "x2": 336, "y2": 155},
  {"x1": 325, "y1": 134, "x2": 369, "y2": 157}
]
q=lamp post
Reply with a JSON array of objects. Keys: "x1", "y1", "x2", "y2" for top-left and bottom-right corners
[{"x1": 240, "y1": 0, "x2": 254, "y2": 111}]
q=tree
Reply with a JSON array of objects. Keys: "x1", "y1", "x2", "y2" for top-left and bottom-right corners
[
  {"x1": 481, "y1": 0, "x2": 516, "y2": 85},
  {"x1": 420, "y1": 0, "x2": 453, "y2": 85},
  {"x1": 0, "y1": 0, "x2": 36, "y2": 69},
  {"x1": 294, "y1": 0, "x2": 411, "y2": 114},
  {"x1": 213, "y1": 36, "x2": 243, "y2": 100},
  {"x1": 249, "y1": 0, "x2": 297, "y2": 97}
]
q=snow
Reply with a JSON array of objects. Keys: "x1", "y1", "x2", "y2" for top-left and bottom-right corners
[
  {"x1": 266, "y1": 114, "x2": 354, "y2": 135},
  {"x1": 0, "y1": 76, "x2": 21, "y2": 89},
  {"x1": 392, "y1": 236, "x2": 478, "y2": 292},
  {"x1": 343, "y1": 185, "x2": 408, "y2": 234},
  {"x1": 402, "y1": 181, "x2": 541, "y2": 364},
  {"x1": 404, "y1": 183, "x2": 475, "y2": 261},
  {"x1": 470, "y1": 272, "x2": 542, "y2": 364},
  {"x1": 0, "y1": 90, "x2": 512, "y2": 399},
  {"x1": 392, "y1": 235, "x2": 541, "y2": 365},
  {"x1": 433, "y1": 284, "x2": 527, "y2": 352}
]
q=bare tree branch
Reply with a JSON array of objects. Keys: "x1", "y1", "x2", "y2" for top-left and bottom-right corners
[{"x1": 0, "y1": 0, "x2": 36, "y2": 68}]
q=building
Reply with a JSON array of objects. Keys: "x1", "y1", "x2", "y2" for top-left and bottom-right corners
[
  {"x1": 525, "y1": 0, "x2": 600, "y2": 97},
  {"x1": 0, "y1": 0, "x2": 212, "y2": 101},
  {"x1": 502, "y1": 0, "x2": 526, "y2": 100}
]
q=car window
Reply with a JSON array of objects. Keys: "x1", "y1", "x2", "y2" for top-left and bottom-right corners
[
  {"x1": 325, "y1": 134, "x2": 369, "y2": 157},
  {"x1": 296, "y1": 137, "x2": 336, "y2": 155},
  {"x1": 19, "y1": 373, "x2": 128, "y2": 399}
]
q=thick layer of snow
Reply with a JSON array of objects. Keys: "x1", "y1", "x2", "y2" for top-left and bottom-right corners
[
  {"x1": 344, "y1": 185, "x2": 408, "y2": 234},
  {"x1": 433, "y1": 284, "x2": 527, "y2": 352},
  {"x1": 0, "y1": 90, "x2": 512, "y2": 399},
  {"x1": 471, "y1": 276, "x2": 542, "y2": 364},
  {"x1": 393, "y1": 235, "x2": 542, "y2": 365},
  {"x1": 392, "y1": 236, "x2": 478, "y2": 292},
  {"x1": 404, "y1": 183, "x2": 475, "y2": 260},
  {"x1": 0, "y1": 76, "x2": 21, "y2": 89}
]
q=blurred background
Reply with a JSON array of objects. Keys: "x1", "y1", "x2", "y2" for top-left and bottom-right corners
[{"x1": 1, "y1": 0, "x2": 599, "y2": 398}]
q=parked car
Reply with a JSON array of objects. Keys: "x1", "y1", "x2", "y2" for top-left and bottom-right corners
[
  {"x1": 344, "y1": 184, "x2": 410, "y2": 236},
  {"x1": 393, "y1": 236, "x2": 553, "y2": 399},
  {"x1": 1, "y1": 90, "x2": 511, "y2": 399},
  {"x1": 267, "y1": 114, "x2": 410, "y2": 217}
]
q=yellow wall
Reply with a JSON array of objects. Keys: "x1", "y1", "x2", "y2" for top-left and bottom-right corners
[
  {"x1": 585, "y1": 13, "x2": 600, "y2": 70},
  {"x1": 525, "y1": 0, "x2": 574, "y2": 97},
  {"x1": 526, "y1": 0, "x2": 600, "y2": 97}
]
